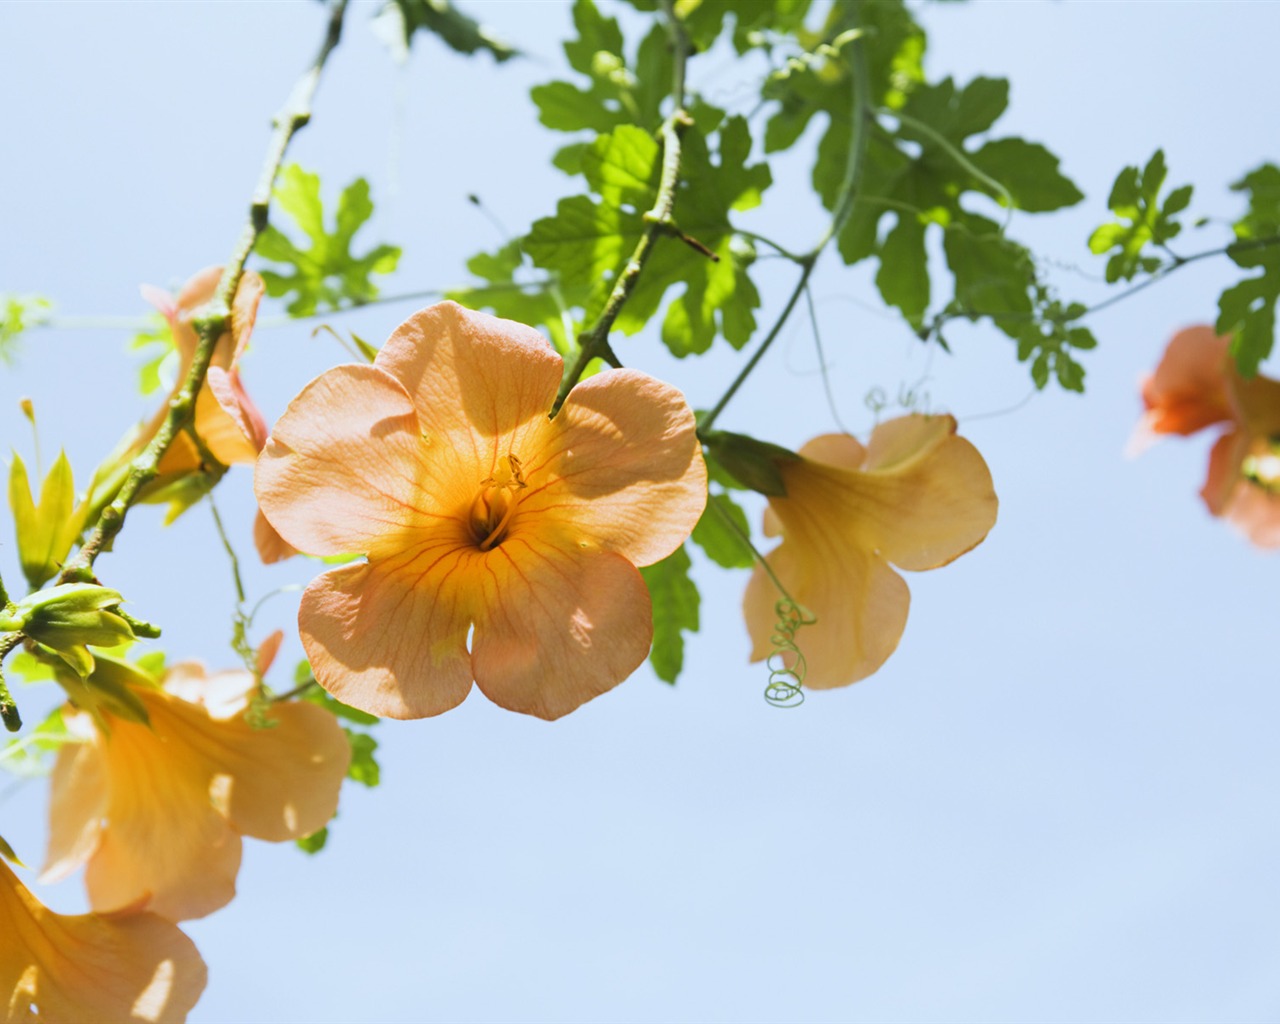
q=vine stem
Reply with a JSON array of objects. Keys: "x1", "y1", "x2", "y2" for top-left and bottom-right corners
[
  {"x1": 551, "y1": 0, "x2": 693, "y2": 415},
  {"x1": 923, "y1": 232, "x2": 1280, "y2": 339},
  {"x1": 700, "y1": 23, "x2": 871, "y2": 435},
  {"x1": 57, "y1": 0, "x2": 349, "y2": 581}
]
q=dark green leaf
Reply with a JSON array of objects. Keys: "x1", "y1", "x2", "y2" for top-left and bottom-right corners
[
  {"x1": 389, "y1": 0, "x2": 516, "y2": 61},
  {"x1": 690, "y1": 492, "x2": 755, "y2": 569},
  {"x1": 875, "y1": 214, "x2": 929, "y2": 325},
  {"x1": 970, "y1": 138, "x2": 1083, "y2": 212},
  {"x1": 639, "y1": 545, "x2": 699, "y2": 685}
]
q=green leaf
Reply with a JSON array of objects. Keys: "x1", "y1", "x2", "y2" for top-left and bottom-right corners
[
  {"x1": 296, "y1": 826, "x2": 329, "y2": 855},
  {"x1": 0, "y1": 707, "x2": 75, "y2": 778},
  {"x1": 9, "y1": 450, "x2": 87, "y2": 590},
  {"x1": 1215, "y1": 163, "x2": 1280, "y2": 374},
  {"x1": 387, "y1": 0, "x2": 516, "y2": 61},
  {"x1": 0, "y1": 294, "x2": 52, "y2": 364},
  {"x1": 446, "y1": 241, "x2": 583, "y2": 357},
  {"x1": 127, "y1": 312, "x2": 175, "y2": 395},
  {"x1": 1216, "y1": 271, "x2": 1278, "y2": 378},
  {"x1": 970, "y1": 138, "x2": 1084, "y2": 212},
  {"x1": 345, "y1": 730, "x2": 381, "y2": 787},
  {"x1": 690, "y1": 492, "x2": 755, "y2": 569},
  {"x1": 639, "y1": 545, "x2": 699, "y2": 685},
  {"x1": 299, "y1": 677, "x2": 381, "y2": 727},
  {"x1": 944, "y1": 214, "x2": 1091, "y2": 391},
  {"x1": 875, "y1": 213, "x2": 929, "y2": 326},
  {"x1": 255, "y1": 165, "x2": 402, "y2": 316},
  {"x1": 700, "y1": 431, "x2": 799, "y2": 497},
  {"x1": 532, "y1": 2, "x2": 671, "y2": 172},
  {"x1": 1088, "y1": 149, "x2": 1191, "y2": 283},
  {"x1": 525, "y1": 118, "x2": 770, "y2": 359}
]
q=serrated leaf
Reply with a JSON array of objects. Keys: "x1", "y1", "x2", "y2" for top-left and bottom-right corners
[
  {"x1": 639, "y1": 545, "x2": 699, "y2": 684},
  {"x1": 446, "y1": 240, "x2": 583, "y2": 356},
  {"x1": 1089, "y1": 149, "x2": 1190, "y2": 283},
  {"x1": 527, "y1": 118, "x2": 769, "y2": 358},
  {"x1": 690, "y1": 492, "x2": 755, "y2": 569},
  {"x1": 1216, "y1": 270, "x2": 1279, "y2": 377},
  {"x1": 255, "y1": 164, "x2": 401, "y2": 316},
  {"x1": 970, "y1": 138, "x2": 1083, "y2": 212}
]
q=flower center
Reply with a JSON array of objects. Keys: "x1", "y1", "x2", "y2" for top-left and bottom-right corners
[
  {"x1": 1242, "y1": 435, "x2": 1280, "y2": 495},
  {"x1": 469, "y1": 453, "x2": 527, "y2": 550}
]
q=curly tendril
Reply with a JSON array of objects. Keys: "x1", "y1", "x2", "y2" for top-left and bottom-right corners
[{"x1": 764, "y1": 597, "x2": 816, "y2": 708}]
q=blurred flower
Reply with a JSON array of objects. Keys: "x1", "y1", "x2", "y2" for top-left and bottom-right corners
[
  {"x1": 84, "y1": 267, "x2": 268, "y2": 527},
  {"x1": 140, "y1": 265, "x2": 268, "y2": 475},
  {"x1": 256, "y1": 301, "x2": 706, "y2": 720},
  {"x1": 41, "y1": 661, "x2": 349, "y2": 922},
  {"x1": 1127, "y1": 326, "x2": 1235, "y2": 455},
  {"x1": 743, "y1": 415, "x2": 998, "y2": 689},
  {"x1": 1, "y1": 856, "x2": 206, "y2": 1023},
  {"x1": 1131, "y1": 325, "x2": 1280, "y2": 548}
]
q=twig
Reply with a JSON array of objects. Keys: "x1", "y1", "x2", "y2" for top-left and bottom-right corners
[
  {"x1": 58, "y1": 0, "x2": 349, "y2": 580},
  {"x1": 700, "y1": 20, "x2": 871, "y2": 434},
  {"x1": 551, "y1": 0, "x2": 694, "y2": 415}
]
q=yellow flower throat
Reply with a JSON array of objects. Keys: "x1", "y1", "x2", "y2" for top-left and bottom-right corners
[{"x1": 469, "y1": 454, "x2": 527, "y2": 550}]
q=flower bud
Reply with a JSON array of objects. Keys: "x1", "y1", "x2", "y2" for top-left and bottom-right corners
[{"x1": 3, "y1": 584, "x2": 138, "y2": 677}]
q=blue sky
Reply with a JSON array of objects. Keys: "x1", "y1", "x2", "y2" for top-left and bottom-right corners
[{"x1": 2, "y1": 2, "x2": 1279, "y2": 1021}]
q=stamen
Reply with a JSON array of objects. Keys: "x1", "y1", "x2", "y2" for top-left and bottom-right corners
[{"x1": 470, "y1": 452, "x2": 528, "y2": 550}]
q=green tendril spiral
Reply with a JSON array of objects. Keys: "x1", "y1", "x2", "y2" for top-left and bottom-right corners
[{"x1": 764, "y1": 598, "x2": 815, "y2": 708}]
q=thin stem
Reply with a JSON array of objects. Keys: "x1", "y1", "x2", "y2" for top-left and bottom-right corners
[
  {"x1": 926, "y1": 232, "x2": 1280, "y2": 337},
  {"x1": 700, "y1": 21, "x2": 871, "y2": 434},
  {"x1": 207, "y1": 494, "x2": 246, "y2": 606},
  {"x1": 58, "y1": 0, "x2": 348, "y2": 581},
  {"x1": 551, "y1": 0, "x2": 693, "y2": 415}
]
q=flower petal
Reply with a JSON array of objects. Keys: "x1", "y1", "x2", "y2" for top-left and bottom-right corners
[
  {"x1": 1130, "y1": 325, "x2": 1234, "y2": 452},
  {"x1": 824, "y1": 416, "x2": 998, "y2": 572},
  {"x1": 81, "y1": 708, "x2": 242, "y2": 922},
  {"x1": 744, "y1": 537, "x2": 910, "y2": 689},
  {"x1": 202, "y1": 366, "x2": 267, "y2": 463},
  {"x1": 518, "y1": 368, "x2": 708, "y2": 566},
  {"x1": 253, "y1": 508, "x2": 298, "y2": 564},
  {"x1": 211, "y1": 699, "x2": 350, "y2": 842},
  {"x1": 256, "y1": 363, "x2": 451, "y2": 557},
  {"x1": 1201, "y1": 430, "x2": 1247, "y2": 516},
  {"x1": 376, "y1": 301, "x2": 563, "y2": 457},
  {"x1": 40, "y1": 720, "x2": 108, "y2": 885},
  {"x1": 2, "y1": 859, "x2": 207, "y2": 1024},
  {"x1": 471, "y1": 541, "x2": 652, "y2": 720},
  {"x1": 300, "y1": 558, "x2": 476, "y2": 719}
]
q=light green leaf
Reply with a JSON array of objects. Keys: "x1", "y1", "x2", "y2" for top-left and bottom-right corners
[
  {"x1": 345, "y1": 730, "x2": 381, "y2": 787},
  {"x1": 256, "y1": 164, "x2": 402, "y2": 316}
]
